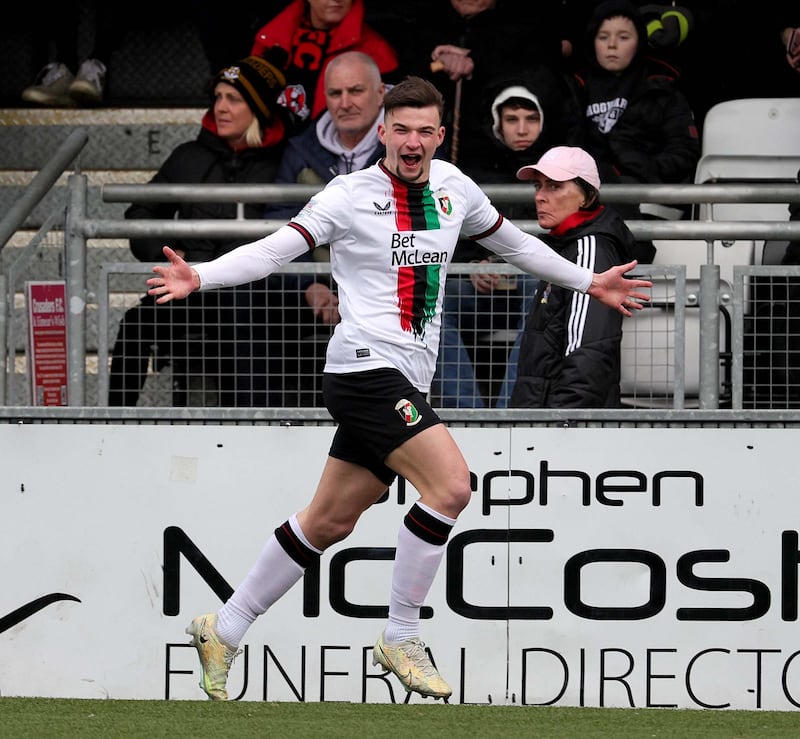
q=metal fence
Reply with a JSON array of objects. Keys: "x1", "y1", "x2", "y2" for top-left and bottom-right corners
[
  {"x1": 3, "y1": 165, "x2": 800, "y2": 413},
  {"x1": 94, "y1": 261, "x2": 694, "y2": 411}
]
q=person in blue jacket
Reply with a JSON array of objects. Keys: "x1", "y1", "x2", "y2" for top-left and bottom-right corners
[
  {"x1": 260, "y1": 50, "x2": 386, "y2": 403},
  {"x1": 268, "y1": 50, "x2": 386, "y2": 216}
]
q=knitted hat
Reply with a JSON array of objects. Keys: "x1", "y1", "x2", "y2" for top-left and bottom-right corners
[
  {"x1": 516, "y1": 146, "x2": 601, "y2": 190},
  {"x1": 213, "y1": 55, "x2": 287, "y2": 126},
  {"x1": 490, "y1": 86, "x2": 543, "y2": 142}
]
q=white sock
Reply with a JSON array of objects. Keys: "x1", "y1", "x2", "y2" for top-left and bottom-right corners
[
  {"x1": 216, "y1": 515, "x2": 320, "y2": 647},
  {"x1": 384, "y1": 503, "x2": 456, "y2": 644}
]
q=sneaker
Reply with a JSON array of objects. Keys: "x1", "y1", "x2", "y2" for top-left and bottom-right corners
[
  {"x1": 69, "y1": 58, "x2": 106, "y2": 104},
  {"x1": 185, "y1": 613, "x2": 242, "y2": 700},
  {"x1": 21, "y1": 63, "x2": 76, "y2": 107},
  {"x1": 372, "y1": 631, "x2": 452, "y2": 699}
]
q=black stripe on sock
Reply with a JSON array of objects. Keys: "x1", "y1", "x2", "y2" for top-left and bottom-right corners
[
  {"x1": 403, "y1": 503, "x2": 453, "y2": 546},
  {"x1": 274, "y1": 521, "x2": 320, "y2": 569}
]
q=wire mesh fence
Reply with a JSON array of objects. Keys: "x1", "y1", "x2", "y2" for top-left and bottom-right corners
[{"x1": 8, "y1": 246, "x2": 800, "y2": 411}]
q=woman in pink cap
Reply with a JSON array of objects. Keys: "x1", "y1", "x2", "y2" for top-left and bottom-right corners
[{"x1": 508, "y1": 145, "x2": 637, "y2": 408}]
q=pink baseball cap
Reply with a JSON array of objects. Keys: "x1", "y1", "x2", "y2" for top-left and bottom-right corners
[{"x1": 516, "y1": 146, "x2": 601, "y2": 190}]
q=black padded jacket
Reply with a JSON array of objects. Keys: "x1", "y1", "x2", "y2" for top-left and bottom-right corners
[{"x1": 510, "y1": 205, "x2": 636, "y2": 408}]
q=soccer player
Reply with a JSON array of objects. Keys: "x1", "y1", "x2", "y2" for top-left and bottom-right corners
[{"x1": 148, "y1": 76, "x2": 651, "y2": 701}]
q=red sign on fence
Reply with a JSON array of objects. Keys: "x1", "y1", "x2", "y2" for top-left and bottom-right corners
[{"x1": 26, "y1": 281, "x2": 69, "y2": 406}]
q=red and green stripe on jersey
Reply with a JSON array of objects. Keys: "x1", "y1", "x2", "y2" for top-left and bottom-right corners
[{"x1": 393, "y1": 180, "x2": 442, "y2": 339}]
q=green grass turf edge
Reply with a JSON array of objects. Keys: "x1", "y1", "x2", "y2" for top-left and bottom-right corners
[{"x1": 0, "y1": 698, "x2": 798, "y2": 738}]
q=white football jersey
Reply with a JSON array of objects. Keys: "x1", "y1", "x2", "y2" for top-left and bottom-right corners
[
  {"x1": 195, "y1": 158, "x2": 592, "y2": 394},
  {"x1": 288, "y1": 159, "x2": 503, "y2": 392}
]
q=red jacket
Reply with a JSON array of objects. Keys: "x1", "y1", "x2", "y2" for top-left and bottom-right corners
[{"x1": 251, "y1": 0, "x2": 398, "y2": 120}]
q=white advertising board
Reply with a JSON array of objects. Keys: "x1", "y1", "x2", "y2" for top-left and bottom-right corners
[{"x1": 1, "y1": 424, "x2": 798, "y2": 709}]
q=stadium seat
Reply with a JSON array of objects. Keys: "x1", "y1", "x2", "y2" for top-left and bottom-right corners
[
  {"x1": 700, "y1": 98, "x2": 800, "y2": 158},
  {"x1": 620, "y1": 272, "x2": 731, "y2": 408}
]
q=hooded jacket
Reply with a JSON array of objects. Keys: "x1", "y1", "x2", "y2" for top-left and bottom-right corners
[
  {"x1": 510, "y1": 205, "x2": 636, "y2": 408},
  {"x1": 251, "y1": 0, "x2": 398, "y2": 122},
  {"x1": 277, "y1": 108, "x2": 385, "y2": 185},
  {"x1": 461, "y1": 65, "x2": 565, "y2": 197},
  {"x1": 126, "y1": 110, "x2": 285, "y2": 263},
  {"x1": 455, "y1": 66, "x2": 565, "y2": 262},
  {"x1": 563, "y1": 0, "x2": 700, "y2": 185},
  {"x1": 266, "y1": 108, "x2": 386, "y2": 220}
]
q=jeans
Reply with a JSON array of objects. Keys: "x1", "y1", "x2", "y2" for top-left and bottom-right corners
[
  {"x1": 433, "y1": 275, "x2": 537, "y2": 408},
  {"x1": 495, "y1": 274, "x2": 538, "y2": 409}
]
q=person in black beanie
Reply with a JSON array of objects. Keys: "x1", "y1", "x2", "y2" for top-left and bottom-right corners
[
  {"x1": 213, "y1": 55, "x2": 290, "y2": 133},
  {"x1": 108, "y1": 54, "x2": 335, "y2": 407}
]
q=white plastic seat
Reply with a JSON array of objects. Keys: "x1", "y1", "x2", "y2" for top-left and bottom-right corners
[
  {"x1": 701, "y1": 98, "x2": 800, "y2": 158},
  {"x1": 695, "y1": 98, "x2": 800, "y2": 269},
  {"x1": 620, "y1": 277, "x2": 731, "y2": 407},
  {"x1": 651, "y1": 153, "x2": 800, "y2": 301}
]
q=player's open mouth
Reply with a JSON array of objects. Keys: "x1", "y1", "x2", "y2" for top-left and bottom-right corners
[{"x1": 401, "y1": 154, "x2": 421, "y2": 166}]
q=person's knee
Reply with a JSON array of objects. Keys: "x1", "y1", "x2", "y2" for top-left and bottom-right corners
[
  {"x1": 300, "y1": 515, "x2": 354, "y2": 550},
  {"x1": 453, "y1": 469, "x2": 473, "y2": 511},
  {"x1": 429, "y1": 468, "x2": 472, "y2": 518}
]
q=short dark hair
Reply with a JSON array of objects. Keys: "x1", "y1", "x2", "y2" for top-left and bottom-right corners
[{"x1": 384, "y1": 76, "x2": 444, "y2": 122}]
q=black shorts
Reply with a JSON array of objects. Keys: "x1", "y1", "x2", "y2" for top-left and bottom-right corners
[{"x1": 323, "y1": 368, "x2": 442, "y2": 486}]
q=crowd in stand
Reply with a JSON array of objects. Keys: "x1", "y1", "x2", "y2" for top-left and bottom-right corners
[{"x1": 14, "y1": 0, "x2": 800, "y2": 409}]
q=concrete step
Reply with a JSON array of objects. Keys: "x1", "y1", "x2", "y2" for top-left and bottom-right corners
[
  {"x1": 0, "y1": 107, "x2": 206, "y2": 228},
  {"x1": 0, "y1": 108, "x2": 205, "y2": 170}
]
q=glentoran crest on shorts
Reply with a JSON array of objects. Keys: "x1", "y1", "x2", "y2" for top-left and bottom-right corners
[{"x1": 395, "y1": 398, "x2": 422, "y2": 425}]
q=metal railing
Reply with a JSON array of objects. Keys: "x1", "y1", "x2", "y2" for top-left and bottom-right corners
[
  {"x1": 3, "y1": 171, "x2": 800, "y2": 412},
  {"x1": 0, "y1": 128, "x2": 89, "y2": 406}
]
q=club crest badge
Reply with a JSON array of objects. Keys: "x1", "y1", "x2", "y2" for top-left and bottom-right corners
[{"x1": 395, "y1": 399, "x2": 421, "y2": 426}]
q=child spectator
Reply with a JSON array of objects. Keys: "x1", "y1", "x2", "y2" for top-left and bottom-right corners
[{"x1": 563, "y1": 0, "x2": 700, "y2": 263}]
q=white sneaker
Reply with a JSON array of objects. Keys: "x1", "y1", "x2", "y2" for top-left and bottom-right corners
[
  {"x1": 22, "y1": 63, "x2": 76, "y2": 107},
  {"x1": 69, "y1": 58, "x2": 107, "y2": 104}
]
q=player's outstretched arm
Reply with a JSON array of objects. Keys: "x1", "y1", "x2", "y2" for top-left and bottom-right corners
[
  {"x1": 587, "y1": 260, "x2": 653, "y2": 317},
  {"x1": 146, "y1": 246, "x2": 201, "y2": 304}
]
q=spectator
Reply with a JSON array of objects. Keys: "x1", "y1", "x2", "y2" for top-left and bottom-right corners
[
  {"x1": 21, "y1": 3, "x2": 115, "y2": 106},
  {"x1": 268, "y1": 48, "x2": 387, "y2": 251},
  {"x1": 263, "y1": 49, "x2": 387, "y2": 404},
  {"x1": 250, "y1": 0, "x2": 399, "y2": 127},
  {"x1": 510, "y1": 146, "x2": 637, "y2": 408},
  {"x1": 780, "y1": 21, "x2": 800, "y2": 75},
  {"x1": 411, "y1": 0, "x2": 564, "y2": 166},
  {"x1": 271, "y1": 50, "x2": 386, "y2": 195},
  {"x1": 108, "y1": 55, "x2": 295, "y2": 407},
  {"x1": 432, "y1": 66, "x2": 566, "y2": 407},
  {"x1": 562, "y1": 0, "x2": 700, "y2": 264},
  {"x1": 561, "y1": 3, "x2": 707, "y2": 124}
]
